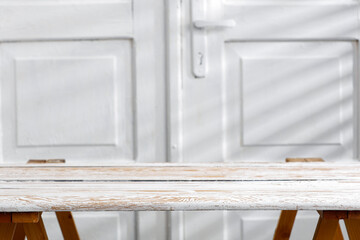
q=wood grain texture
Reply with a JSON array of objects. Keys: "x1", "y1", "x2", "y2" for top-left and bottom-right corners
[
  {"x1": 23, "y1": 217, "x2": 48, "y2": 240},
  {"x1": 12, "y1": 212, "x2": 40, "y2": 223},
  {"x1": 0, "y1": 213, "x2": 11, "y2": 223},
  {"x1": 0, "y1": 163, "x2": 360, "y2": 211},
  {"x1": 273, "y1": 210, "x2": 297, "y2": 240},
  {"x1": 316, "y1": 211, "x2": 344, "y2": 240},
  {"x1": 313, "y1": 217, "x2": 339, "y2": 240},
  {"x1": 27, "y1": 159, "x2": 65, "y2": 164},
  {"x1": 334, "y1": 224, "x2": 344, "y2": 240},
  {"x1": 348, "y1": 211, "x2": 360, "y2": 219},
  {"x1": 1, "y1": 163, "x2": 360, "y2": 181},
  {"x1": 286, "y1": 158, "x2": 324, "y2": 162},
  {"x1": 344, "y1": 219, "x2": 360, "y2": 240},
  {"x1": 56, "y1": 212, "x2": 80, "y2": 240},
  {"x1": 0, "y1": 223, "x2": 16, "y2": 239},
  {"x1": 13, "y1": 224, "x2": 26, "y2": 240}
]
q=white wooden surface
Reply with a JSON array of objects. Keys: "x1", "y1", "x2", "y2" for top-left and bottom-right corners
[{"x1": 1, "y1": 162, "x2": 360, "y2": 212}]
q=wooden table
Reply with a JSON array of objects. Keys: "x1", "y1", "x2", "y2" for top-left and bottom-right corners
[{"x1": 0, "y1": 162, "x2": 360, "y2": 239}]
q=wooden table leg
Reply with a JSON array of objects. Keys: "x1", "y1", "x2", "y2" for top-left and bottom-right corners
[
  {"x1": 23, "y1": 217, "x2": 48, "y2": 240},
  {"x1": 0, "y1": 223, "x2": 17, "y2": 240},
  {"x1": 313, "y1": 211, "x2": 349, "y2": 240},
  {"x1": 13, "y1": 224, "x2": 26, "y2": 240},
  {"x1": 56, "y1": 212, "x2": 80, "y2": 240},
  {"x1": 273, "y1": 210, "x2": 297, "y2": 240},
  {"x1": 313, "y1": 216, "x2": 339, "y2": 240},
  {"x1": 316, "y1": 211, "x2": 344, "y2": 240},
  {"x1": 333, "y1": 223, "x2": 344, "y2": 240},
  {"x1": 344, "y1": 212, "x2": 360, "y2": 240}
]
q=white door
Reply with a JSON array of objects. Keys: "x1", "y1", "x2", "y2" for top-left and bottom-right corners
[
  {"x1": 0, "y1": 0, "x2": 168, "y2": 239},
  {"x1": 174, "y1": 0, "x2": 360, "y2": 239}
]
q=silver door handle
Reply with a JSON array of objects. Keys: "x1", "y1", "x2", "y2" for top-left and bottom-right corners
[
  {"x1": 191, "y1": 0, "x2": 236, "y2": 78},
  {"x1": 193, "y1": 20, "x2": 236, "y2": 29}
]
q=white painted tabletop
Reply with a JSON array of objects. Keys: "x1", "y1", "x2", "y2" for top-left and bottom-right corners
[{"x1": 0, "y1": 162, "x2": 360, "y2": 212}]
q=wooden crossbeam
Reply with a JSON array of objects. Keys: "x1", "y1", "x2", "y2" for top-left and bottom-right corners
[
  {"x1": 0, "y1": 211, "x2": 82, "y2": 239},
  {"x1": 0, "y1": 213, "x2": 47, "y2": 240},
  {"x1": 12, "y1": 212, "x2": 41, "y2": 223},
  {"x1": 0, "y1": 213, "x2": 11, "y2": 223},
  {"x1": 27, "y1": 159, "x2": 65, "y2": 164},
  {"x1": 0, "y1": 212, "x2": 40, "y2": 223},
  {"x1": 285, "y1": 158, "x2": 325, "y2": 162}
]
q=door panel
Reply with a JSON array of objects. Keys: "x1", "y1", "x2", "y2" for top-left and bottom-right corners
[
  {"x1": 42, "y1": 212, "x2": 124, "y2": 240},
  {"x1": 225, "y1": 41, "x2": 355, "y2": 161},
  {"x1": 1, "y1": 41, "x2": 135, "y2": 161},
  {"x1": 184, "y1": 212, "x2": 224, "y2": 240}
]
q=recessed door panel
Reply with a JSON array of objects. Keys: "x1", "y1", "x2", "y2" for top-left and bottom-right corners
[
  {"x1": 224, "y1": 41, "x2": 355, "y2": 161},
  {"x1": 1, "y1": 41, "x2": 135, "y2": 161}
]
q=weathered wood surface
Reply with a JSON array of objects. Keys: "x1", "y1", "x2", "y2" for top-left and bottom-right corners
[
  {"x1": 1, "y1": 162, "x2": 360, "y2": 181},
  {"x1": 0, "y1": 163, "x2": 360, "y2": 212}
]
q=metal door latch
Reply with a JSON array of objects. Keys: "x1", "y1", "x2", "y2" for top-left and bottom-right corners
[{"x1": 191, "y1": 0, "x2": 236, "y2": 78}]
